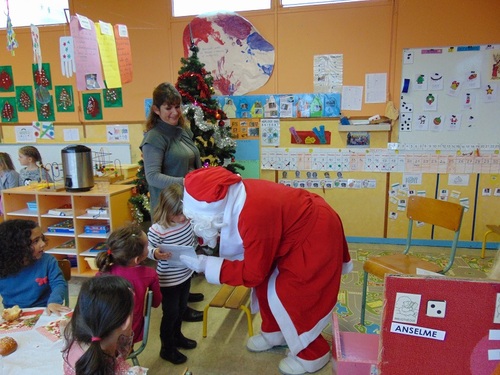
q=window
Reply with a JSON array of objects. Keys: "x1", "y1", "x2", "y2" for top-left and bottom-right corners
[
  {"x1": 172, "y1": 0, "x2": 271, "y2": 17},
  {"x1": 281, "y1": 0, "x2": 368, "y2": 7},
  {"x1": 0, "y1": 0, "x2": 68, "y2": 28}
]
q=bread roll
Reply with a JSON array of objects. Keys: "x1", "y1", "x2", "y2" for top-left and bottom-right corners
[
  {"x1": 0, "y1": 336, "x2": 17, "y2": 356},
  {"x1": 1, "y1": 305, "x2": 22, "y2": 322}
]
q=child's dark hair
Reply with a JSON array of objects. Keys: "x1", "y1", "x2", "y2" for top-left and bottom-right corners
[
  {"x1": 152, "y1": 183, "x2": 184, "y2": 227},
  {"x1": 145, "y1": 82, "x2": 186, "y2": 131},
  {"x1": 0, "y1": 152, "x2": 15, "y2": 171},
  {"x1": 19, "y1": 145, "x2": 44, "y2": 165},
  {"x1": 0, "y1": 219, "x2": 39, "y2": 277},
  {"x1": 95, "y1": 223, "x2": 145, "y2": 273},
  {"x1": 62, "y1": 275, "x2": 133, "y2": 375}
]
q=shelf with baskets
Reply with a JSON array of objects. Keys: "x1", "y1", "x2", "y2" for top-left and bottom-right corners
[{"x1": 1, "y1": 184, "x2": 134, "y2": 277}]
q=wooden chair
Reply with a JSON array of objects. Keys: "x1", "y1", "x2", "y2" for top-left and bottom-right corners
[
  {"x1": 127, "y1": 290, "x2": 153, "y2": 367},
  {"x1": 57, "y1": 259, "x2": 72, "y2": 307},
  {"x1": 481, "y1": 224, "x2": 500, "y2": 259},
  {"x1": 360, "y1": 196, "x2": 464, "y2": 325}
]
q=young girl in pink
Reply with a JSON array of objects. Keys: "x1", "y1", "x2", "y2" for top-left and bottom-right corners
[{"x1": 95, "y1": 223, "x2": 162, "y2": 343}]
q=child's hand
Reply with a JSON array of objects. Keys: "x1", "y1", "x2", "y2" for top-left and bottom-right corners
[
  {"x1": 154, "y1": 248, "x2": 172, "y2": 260},
  {"x1": 46, "y1": 303, "x2": 71, "y2": 316}
]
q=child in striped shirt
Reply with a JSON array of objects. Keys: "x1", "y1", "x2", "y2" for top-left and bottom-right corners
[{"x1": 147, "y1": 183, "x2": 198, "y2": 365}]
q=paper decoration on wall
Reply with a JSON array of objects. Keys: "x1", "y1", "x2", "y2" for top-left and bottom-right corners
[
  {"x1": 0, "y1": 66, "x2": 14, "y2": 92},
  {"x1": 0, "y1": 97, "x2": 18, "y2": 122},
  {"x1": 59, "y1": 37, "x2": 76, "y2": 78},
  {"x1": 95, "y1": 21, "x2": 122, "y2": 89},
  {"x1": 82, "y1": 93, "x2": 102, "y2": 120},
  {"x1": 184, "y1": 11, "x2": 275, "y2": 95},
  {"x1": 55, "y1": 85, "x2": 75, "y2": 112},
  {"x1": 33, "y1": 121, "x2": 55, "y2": 140},
  {"x1": 492, "y1": 53, "x2": 500, "y2": 80},
  {"x1": 16, "y1": 86, "x2": 35, "y2": 112},
  {"x1": 114, "y1": 24, "x2": 133, "y2": 84},
  {"x1": 70, "y1": 14, "x2": 105, "y2": 91},
  {"x1": 103, "y1": 88, "x2": 123, "y2": 107},
  {"x1": 30, "y1": 25, "x2": 42, "y2": 72},
  {"x1": 5, "y1": 1, "x2": 18, "y2": 56},
  {"x1": 32, "y1": 63, "x2": 52, "y2": 90},
  {"x1": 36, "y1": 96, "x2": 55, "y2": 122}
]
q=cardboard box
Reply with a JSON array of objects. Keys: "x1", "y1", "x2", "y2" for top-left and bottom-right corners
[
  {"x1": 84, "y1": 224, "x2": 110, "y2": 234},
  {"x1": 331, "y1": 314, "x2": 379, "y2": 374}
]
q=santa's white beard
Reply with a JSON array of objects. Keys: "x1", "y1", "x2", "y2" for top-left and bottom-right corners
[{"x1": 185, "y1": 211, "x2": 225, "y2": 249}]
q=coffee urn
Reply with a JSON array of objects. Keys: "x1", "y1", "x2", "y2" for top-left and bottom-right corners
[{"x1": 61, "y1": 145, "x2": 94, "y2": 192}]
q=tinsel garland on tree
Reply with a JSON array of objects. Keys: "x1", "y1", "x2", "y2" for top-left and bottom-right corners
[{"x1": 128, "y1": 159, "x2": 150, "y2": 223}]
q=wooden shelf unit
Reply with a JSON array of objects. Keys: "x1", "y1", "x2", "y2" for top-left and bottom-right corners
[{"x1": 1, "y1": 185, "x2": 134, "y2": 277}]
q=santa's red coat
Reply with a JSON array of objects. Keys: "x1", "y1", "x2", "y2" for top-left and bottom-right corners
[{"x1": 212, "y1": 179, "x2": 351, "y2": 356}]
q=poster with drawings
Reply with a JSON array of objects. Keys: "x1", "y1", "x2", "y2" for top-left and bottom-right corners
[{"x1": 399, "y1": 44, "x2": 500, "y2": 145}]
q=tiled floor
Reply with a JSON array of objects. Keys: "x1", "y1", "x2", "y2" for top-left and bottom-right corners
[{"x1": 66, "y1": 244, "x2": 494, "y2": 375}]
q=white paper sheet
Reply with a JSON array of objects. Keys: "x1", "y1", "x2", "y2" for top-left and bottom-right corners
[{"x1": 159, "y1": 244, "x2": 197, "y2": 267}]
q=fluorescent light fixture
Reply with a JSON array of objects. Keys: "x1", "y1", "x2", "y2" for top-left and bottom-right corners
[{"x1": 282, "y1": 0, "x2": 367, "y2": 7}]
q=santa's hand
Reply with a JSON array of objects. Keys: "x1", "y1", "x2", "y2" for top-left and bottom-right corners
[{"x1": 180, "y1": 255, "x2": 208, "y2": 273}]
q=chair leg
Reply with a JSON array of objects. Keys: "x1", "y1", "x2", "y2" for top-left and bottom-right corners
[
  {"x1": 131, "y1": 355, "x2": 139, "y2": 367},
  {"x1": 360, "y1": 270, "x2": 369, "y2": 326},
  {"x1": 202, "y1": 305, "x2": 210, "y2": 338},
  {"x1": 482, "y1": 230, "x2": 493, "y2": 259},
  {"x1": 240, "y1": 305, "x2": 253, "y2": 337}
]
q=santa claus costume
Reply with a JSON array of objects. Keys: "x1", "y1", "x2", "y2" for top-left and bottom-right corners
[{"x1": 181, "y1": 167, "x2": 352, "y2": 375}]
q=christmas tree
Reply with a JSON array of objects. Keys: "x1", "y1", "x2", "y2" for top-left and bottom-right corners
[{"x1": 176, "y1": 44, "x2": 243, "y2": 173}]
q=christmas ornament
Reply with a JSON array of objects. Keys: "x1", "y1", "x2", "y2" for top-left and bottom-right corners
[
  {"x1": 58, "y1": 88, "x2": 72, "y2": 110},
  {"x1": 2, "y1": 101, "x2": 14, "y2": 120},
  {"x1": 40, "y1": 103, "x2": 51, "y2": 119},
  {"x1": 0, "y1": 70, "x2": 13, "y2": 90},
  {"x1": 35, "y1": 86, "x2": 51, "y2": 104},
  {"x1": 19, "y1": 90, "x2": 32, "y2": 110},
  {"x1": 86, "y1": 96, "x2": 100, "y2": 117}
]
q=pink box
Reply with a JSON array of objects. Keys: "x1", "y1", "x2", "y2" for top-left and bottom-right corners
[{"x1": 331, "y1": 314, "x2": 379, "y2": 374}]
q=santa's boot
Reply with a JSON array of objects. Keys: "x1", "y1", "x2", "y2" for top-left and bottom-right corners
[
  {"x1": 278, "y1": 351, "x2": 330, "y2": 375},
  {"x1": 246, "y1": 331, "x2": 286, "y2": 352}
]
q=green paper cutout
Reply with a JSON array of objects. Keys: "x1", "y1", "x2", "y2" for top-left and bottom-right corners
[
  {"x1": 55, "y1": 85, "x2": 75, "y2": 112},
  {"x1": 36, "y1": 96, "x2": 55, "y2": 122},
  {"x1": 82, "y1": 93, "x2": 103, "y2": 120},
  {"x1": 0, "y1": 97, "x2": 18, "y2": 122},
  {"x1": 0, "y1": 66, "x2": 15, "y2": 92},
  {"x1": 103, "y1": 88, "x2": 123, "y2": 108},
  {"x1": 16, "y1": 86, "x2": 35, "y2": 112},
  {"x1": 32, "y1": 62, "x2": 53, "y2": 90}
]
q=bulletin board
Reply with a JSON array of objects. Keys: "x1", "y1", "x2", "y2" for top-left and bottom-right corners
[{"x1": 398, "y1": 44, "x2": 500, "y2": 146}]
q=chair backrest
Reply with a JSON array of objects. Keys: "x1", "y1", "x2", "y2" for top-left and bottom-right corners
[
  {"x1": 407, "y1": 196, "x2": 464, "y2": 231},
  {"x1": 127, "y1": 290, "x2": 153, "y2": 367},
  {"x1": 405, "y1": 196, "x2": 465, "y2": 273},
  {"x1": 57, "y1": 259, "x2": 71, "y2": 307}
]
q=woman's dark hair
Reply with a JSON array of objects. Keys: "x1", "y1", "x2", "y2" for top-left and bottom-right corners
[
  {"x1": 95, "y1": 223, "x2": 145, "y2": 273},
  {"x1": 63, "y1": 275, "x2": 134, "y2": 375},
  {"x1": 0, "y1": 219, "x2": 38, "y2": 277},
  {"x1": 145, "y1": 82, "x2": 186, "y2": 131}
]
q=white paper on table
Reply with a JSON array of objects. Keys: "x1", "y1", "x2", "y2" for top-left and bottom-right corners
[{"x1": 159, "y1": 244, "x2": 197, "y2": 267}]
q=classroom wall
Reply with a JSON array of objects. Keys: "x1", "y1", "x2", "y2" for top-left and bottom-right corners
[{"x1": 1, "y1": 0, "x2": 499, "y2": 245}]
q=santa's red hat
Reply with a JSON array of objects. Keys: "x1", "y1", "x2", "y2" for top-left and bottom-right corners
[{"x1": 183, "y1": 167, "x2": 242, "y2": 217}]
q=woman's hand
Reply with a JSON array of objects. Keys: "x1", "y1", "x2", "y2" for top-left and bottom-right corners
[{"x1": 46, "y1": 303, "x2": 72, "y2": 316}]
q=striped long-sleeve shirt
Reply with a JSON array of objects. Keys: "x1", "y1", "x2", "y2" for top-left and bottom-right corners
[{"x1": 147, "y1": 220, "x2": 196, "y2": 287}]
